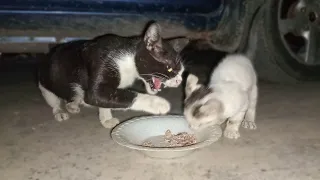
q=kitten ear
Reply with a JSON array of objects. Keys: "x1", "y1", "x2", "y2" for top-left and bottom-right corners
[
  {"x1": 201, "y1": 98, "x2": 223, "y2": 116},
  {"x1": 144, "y1": 22, "x2": 162, "y2": 51},
  {"x1": 168, "y1": 37, "x2": 190, "y2": 52},
  {"x1": 185, "y1": 74, "x2": 200, "y2": 97}
]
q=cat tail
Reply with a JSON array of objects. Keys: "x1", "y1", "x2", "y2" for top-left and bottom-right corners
[
  {"x1": 241, "y1": 4, "x2": 264, "y2": 60},
  {"x1": 243, "y1": 27, "x2": 258, "y2": 60}
]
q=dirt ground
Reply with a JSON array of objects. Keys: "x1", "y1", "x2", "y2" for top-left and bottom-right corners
[{"x1": 0, "y1": 58, "x2": 320, "y2": 180}]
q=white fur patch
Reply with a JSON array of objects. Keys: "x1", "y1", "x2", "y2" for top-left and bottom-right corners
[
  {"x1": 224, "y1": 127, "x2": 241, "y2": 139},
  {"x1": 164, "y1": 65, "x2": 184, "y2": 88},
  {"x1": 296, "y1": 0, "x2": 306, "y2": 10},
  {"x1": 70, "y1": 83, "x2": 92, "y2": 107},
  {"x1": 208, "y1": 54, "x2": 256, "y2": 119},
  {"x1": 99, "y1": 108, "x2": 120, "y2": 128},
  {"x1": 130, "y1": 93, "x2": 170, "y2": 114},
  {"x1": 115, "y1": 53, "x2": 139, "y2": 89},
  {"x1": 210, "y1": 54, "x2": 257, "y2": 91},
  {"x1": 302, "y1": 31, "x2": 309, "y2": 41},
  {"x1": 38, "y1": 82, "x2": 70, "y2": 121}
]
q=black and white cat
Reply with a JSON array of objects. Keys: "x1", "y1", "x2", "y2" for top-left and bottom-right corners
[{"x1": 38, "y1": 22, "x2": 189, "y2": 128}]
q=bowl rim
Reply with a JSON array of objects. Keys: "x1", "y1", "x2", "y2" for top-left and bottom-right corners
[{"x1": 111, "y1": 115, "x2": 222, "y2": 152}]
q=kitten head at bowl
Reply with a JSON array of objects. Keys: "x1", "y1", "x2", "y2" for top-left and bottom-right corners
[
  {"x1": 135, "y1": 22, "x2": 189, "y2": 92},
  {"x1": 184, "y1": 74, "x2": 224, "y2": 130}
]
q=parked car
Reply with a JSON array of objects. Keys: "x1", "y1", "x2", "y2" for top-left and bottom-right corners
[{"x1": 0, "y1": 0, "x2": 319, "y2": 82}]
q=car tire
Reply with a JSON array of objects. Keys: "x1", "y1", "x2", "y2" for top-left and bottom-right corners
[{"x1": 250, "y1": 0, "x2": 320, "y2": 83}]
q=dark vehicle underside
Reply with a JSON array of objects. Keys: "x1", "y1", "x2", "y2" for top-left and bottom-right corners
[
  {"x1": 0, "y1": 0, "x2": 261, "y2": 53},
  {"x1": 0, "y1": 0, "x2": 320, "y2": 83}
]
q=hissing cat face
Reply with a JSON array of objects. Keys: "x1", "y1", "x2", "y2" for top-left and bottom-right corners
[
  {"x1": 184, "y1": 74, "x2": 224, "y2": 130},
  {"x1": 136, "y1": 22, "x2": 189, "y2": 92}
]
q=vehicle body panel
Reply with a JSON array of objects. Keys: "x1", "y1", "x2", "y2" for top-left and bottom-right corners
[{"x1": 0, "y1": 0, "x2": 262, "y2": 53}]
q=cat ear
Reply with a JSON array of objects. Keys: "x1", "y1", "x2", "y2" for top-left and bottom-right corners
[
  {"x1": 201, "y1": 98, "x2": 223, "y2": 116},
  {"x1": 185, "y1": 74, "x2": 200, "y2": 97},
  {"x1": 144, "y1": 22, "x2": 162, "y2": 51},
  {"x1": 168, "y1": 37, "x2": 190, "y2": 52}
]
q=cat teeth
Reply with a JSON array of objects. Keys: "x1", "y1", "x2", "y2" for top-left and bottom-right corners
[{"x1": 163, "y1": 83, "x2": 167, "y2": 88}]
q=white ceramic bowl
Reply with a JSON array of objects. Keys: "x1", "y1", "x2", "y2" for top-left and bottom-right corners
[{"x1": 111, "y1": 115, "x2": 222, "y2": 159}]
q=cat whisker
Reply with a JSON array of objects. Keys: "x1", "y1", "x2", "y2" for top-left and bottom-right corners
[
  {"x1": 144, "y1": 77, "x2": 166, "y2": 84},
  {"x1": 142, "y1": 75, "x2": 166, "y2": 83},
  {"x1": 140, "y1": 73, "x2": 167, "y2": 81},
  {"x1": 151, "y1": 76, "x2": 167, "y2": 81},
  {"x1": 142, "y1": 73, "x2": 168, "y2": 80},
  {"x1": 153, "y1": 72, "x2": 169, "y2": 79},
  {"x1": 176, "y1": 55, "x2": 183, "y2": 63},
  {"x1": 140, "y1": 73, "x2": 158, "y2": 77}
]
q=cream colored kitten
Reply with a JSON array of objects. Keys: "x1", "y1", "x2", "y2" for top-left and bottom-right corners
[{"x1": 184, "y1": 54, "x2": 258, "y2": 139}]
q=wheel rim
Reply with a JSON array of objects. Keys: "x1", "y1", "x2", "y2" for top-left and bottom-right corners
[{"x1": 278, "y1": 0, "x2": 320, "y2": 65}]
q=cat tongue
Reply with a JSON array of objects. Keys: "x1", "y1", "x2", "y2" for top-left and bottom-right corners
[{"x1": 153, "y1": 77, "x2": 162, "y2": 90}]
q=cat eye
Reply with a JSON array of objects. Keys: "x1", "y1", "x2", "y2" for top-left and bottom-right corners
[{"x1": 166, "y1": 65, "x2": 173, "y2": 72}]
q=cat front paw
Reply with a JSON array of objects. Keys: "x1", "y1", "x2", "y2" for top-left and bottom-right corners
[
  {"x1": 54, "y1": 112, "x2": 70, "y2": 122},
  {"x1": 242, "y1": 120, "x2": 257, "y2": 130},
  {"x1": 66, "y1": 102, "x2": 81, "y2": 114},
  {"x1": 224, "y1": 129, "x2": 240, "y2": 139},
  {"x1": 131, "y1": 94, "x2": 171, "y2": 114},
  {"x1": 100, "y1": 118, "x2": 120, "y2": 129},
  {"x1": 149, "y1": 96, "x2": 170, "y2": 114}
]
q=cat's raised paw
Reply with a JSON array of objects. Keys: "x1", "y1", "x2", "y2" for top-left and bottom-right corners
[
  {"x1": 101, "y1": 118, "x2": 120, "y2": 129},
  {"x1": 131, "y1": 94, "x2": 171, "y2": 114},
  {"x1": 54, "y1": 112, "x2": 70, "y2": 122},
  {"x1": 224, "y1": 130, "x2": 240, "y2": 139},
  {"x1": 66, "y1": 103, "x2": 81, "y2": 114},
  {"x1": 242, "y1": 121, "x2": 257, "y2": 130},
  {"x1": 149, "y1": 96, "x2": 170, "y2": 114}
]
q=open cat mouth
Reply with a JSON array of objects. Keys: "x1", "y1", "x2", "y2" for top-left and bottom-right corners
[{"x1": 151, "y1": 77, "x2": 163, "y2": 91}]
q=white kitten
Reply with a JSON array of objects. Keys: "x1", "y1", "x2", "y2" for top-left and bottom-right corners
[{"x1": 184, "y1": 54, "x2": 258, "y2": 139}]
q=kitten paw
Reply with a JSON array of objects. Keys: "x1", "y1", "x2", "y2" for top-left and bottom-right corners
[
  {"x1": 242, "y1": 121, "x2": 257, "y2": 130},
  {"x1": 54, "y1": 112, "x2": 70, "y2": 122},
  {"x1": 224, "y1": 130, "x2": 240, "y2": 139},
  {"x1": 101, "y1": 118, "x2": 120, "y2": 129},
  {"x1": 66, "y1": 103, "x2": 81, "y2": 114}
]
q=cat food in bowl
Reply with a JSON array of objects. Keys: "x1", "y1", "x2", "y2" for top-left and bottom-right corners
[
  {"x1": 141, "y1": 129, "x2": 197, "y2": 147},
  {"x1": 111, "y1": 115, "x2": 222, "y2": 159}
]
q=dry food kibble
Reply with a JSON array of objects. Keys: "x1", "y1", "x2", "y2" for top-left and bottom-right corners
[
  {"x1": 165, "y1": 130, "x2": 197, "y2": 147},
  {"x1": 142, "y1": 129, "x2": 197, "y2": 147},
  {"x1": 142, "y1": 141, "x2": 154, "y2": 147},
  {"x1": 165, "y1": 129, "x2": 173, "y2": 139}
]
